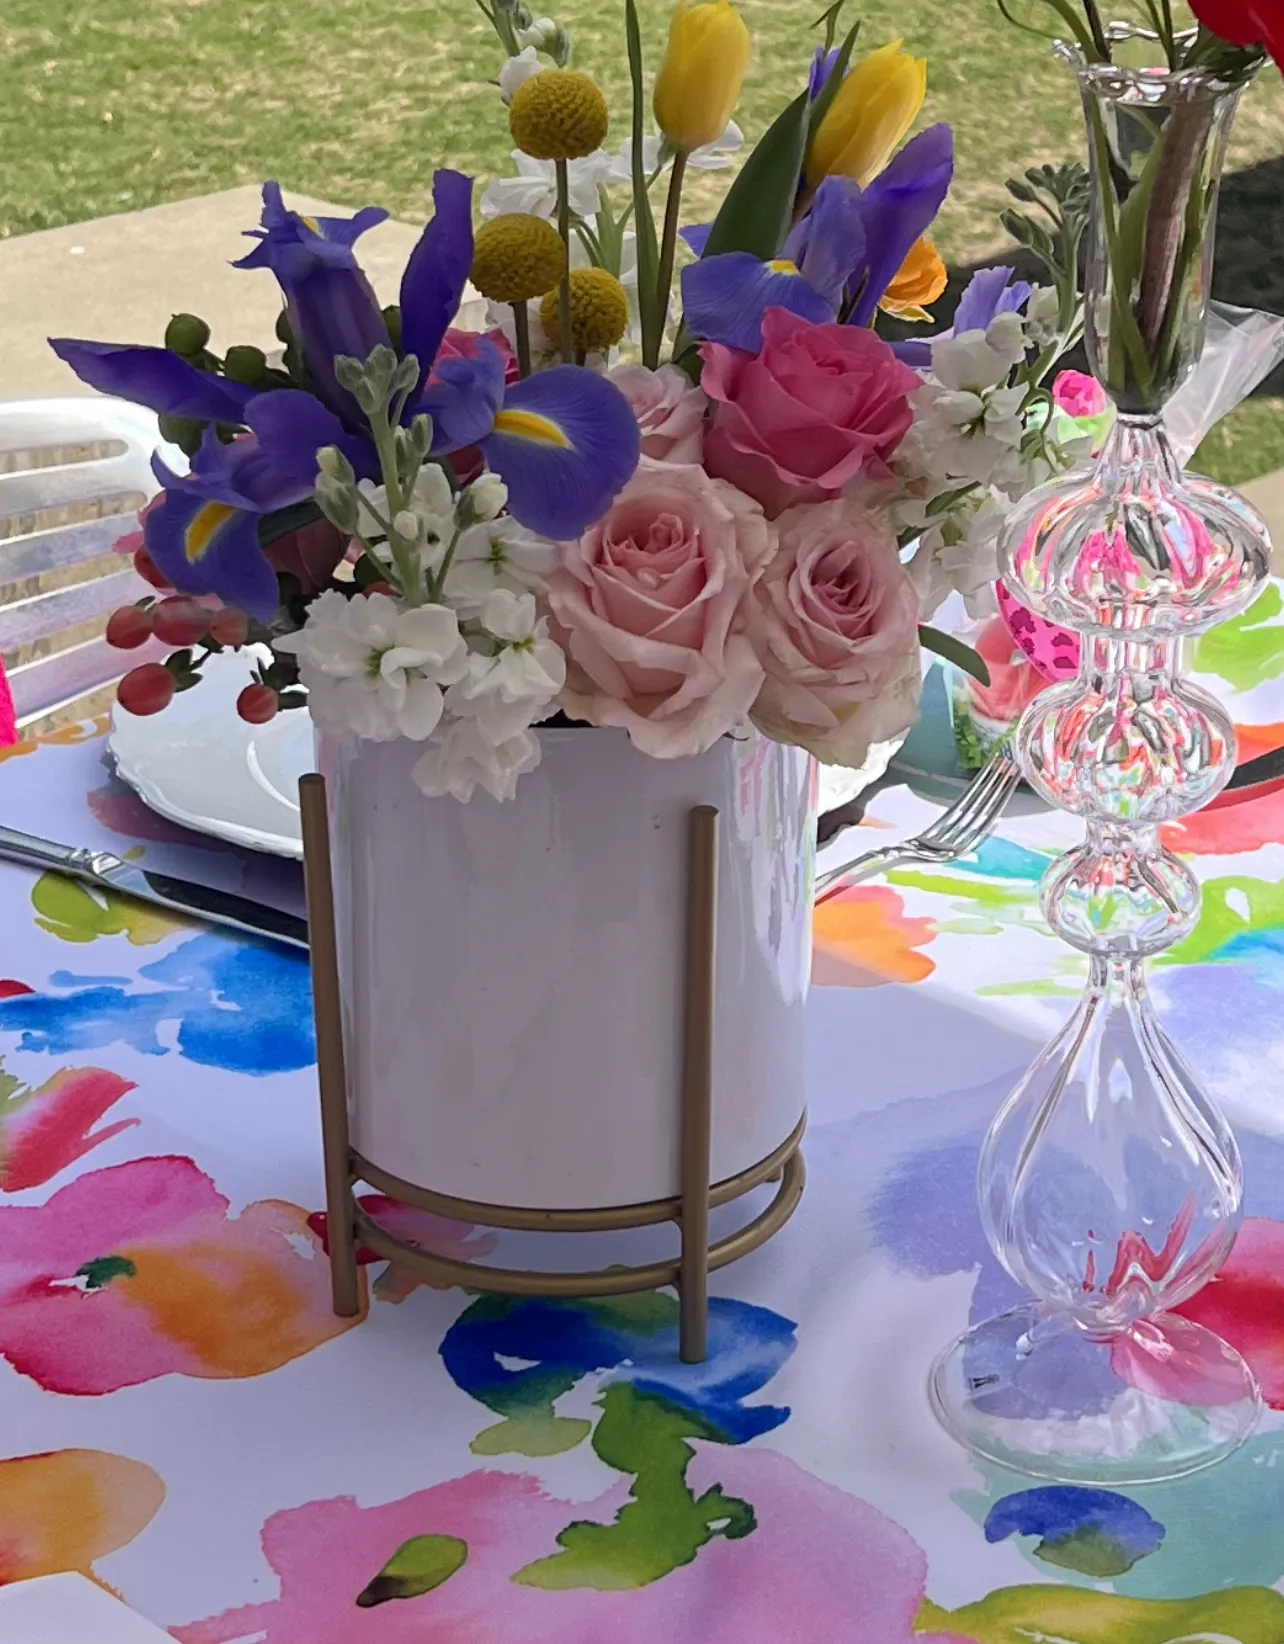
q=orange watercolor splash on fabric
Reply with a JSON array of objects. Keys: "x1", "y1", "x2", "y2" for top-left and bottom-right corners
[
  {"x1": 0, "y1": 718, "x2": 110, "y2": 766},
  {"x1": 0, "y1": 1448, "x2": 164, "y2": 1584},
  {"x1": 812, "y1": 886, "x2": 936, "y2": 987}
]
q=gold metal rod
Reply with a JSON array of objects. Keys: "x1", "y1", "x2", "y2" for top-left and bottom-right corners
[
  {"x1": 347, "y1": 1113, "x2": 805, "y2": 1233},
  {"x1": 299, "y1": 772, "x2": 361, "y2": 1319},
  {"x1": 349, "y1": 1149, "x2": 803, "y2": 1300},
  {"x1": 679, "y1": 804, "x2": 718, "y2": 1363}
]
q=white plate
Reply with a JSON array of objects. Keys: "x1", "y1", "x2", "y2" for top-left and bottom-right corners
[
  {"x1": 111, "y1": 646, "x2": 891, "y2": 856},
  {"x1": 109, "y1": 647, "x2": 314, "y2": 858},
  {"x1": 0, "y1": 1573, "x2": 174, "y2": 1643}
]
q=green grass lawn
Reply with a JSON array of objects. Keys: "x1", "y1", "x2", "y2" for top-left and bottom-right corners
[{"x1": 3, "y1": 0, "x2": 1283, "y2": 475}]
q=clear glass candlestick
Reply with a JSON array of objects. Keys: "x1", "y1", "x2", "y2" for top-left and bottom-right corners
[{"x1": 930, "y1": 41, "x2": 1270, "y2": 1485}]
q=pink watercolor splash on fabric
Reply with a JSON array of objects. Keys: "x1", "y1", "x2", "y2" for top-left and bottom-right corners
[{"x1": 173, "y1": 1446, "x2": 966, "y2": 1644}]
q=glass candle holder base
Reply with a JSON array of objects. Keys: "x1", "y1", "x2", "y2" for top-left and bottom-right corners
[{"x1": 929, "y1": 1302, "x2": 1261, "y2": 1486}]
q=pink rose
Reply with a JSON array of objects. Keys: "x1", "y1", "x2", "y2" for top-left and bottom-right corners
[
  {"x1": 548, "y1": 460, "x2": 773, "y2": 757},
  {"x1": 748, "y1": 499, "x2": 921, "y2": 767},
  {"x1": 1052, "y1": 369, "x2": 1108, "y2": 421},
  {"x1": 700, "y1": 308, "x2": 920, "y2": 518},
  {"x1": 609, "y1": 363, "x2": 708, "y2": 464}
]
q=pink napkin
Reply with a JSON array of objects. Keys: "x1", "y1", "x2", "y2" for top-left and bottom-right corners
[{"x1": 995, "y1": 581, "x2": 1080, "y2": 684}]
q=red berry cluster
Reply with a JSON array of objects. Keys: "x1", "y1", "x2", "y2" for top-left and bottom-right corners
[{"x1": 109, "y1": 542, "x2": 270, "y2": 722}]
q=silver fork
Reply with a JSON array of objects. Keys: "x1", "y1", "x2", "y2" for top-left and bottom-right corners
[{"x1": 815, "y1": 744, "x2": 1022, "y2": 904}]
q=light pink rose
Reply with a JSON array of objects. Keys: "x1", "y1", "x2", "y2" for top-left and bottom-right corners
[
  {"x1": 700, "y1": 307, "x2": 920, "y2": 518},
  {"x1": 609, "y1": 363, "x2": 708, "y2": 464},
  {"x1": 548, "y1": 459, "x2": 773, "y2": 757},
  {"x1": 1052, "y1": 368, "x2": 1108, "y2": 420},
  {"x1": 748, "y1": 498, "x2": 921, "y2": 767}
]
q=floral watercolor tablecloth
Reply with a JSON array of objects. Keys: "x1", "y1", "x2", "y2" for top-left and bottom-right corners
[{"x1": 4, "y1": 596, "x2": 1284, "y2": 1644}]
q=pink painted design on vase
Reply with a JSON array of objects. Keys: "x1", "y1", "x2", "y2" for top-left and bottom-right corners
[{"x1": 995, "y1": 583, "x2": 1079, "y2": 684}]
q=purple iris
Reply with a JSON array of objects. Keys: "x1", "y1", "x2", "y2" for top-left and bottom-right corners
[
  {"x1": 50, "y1": 172, "x2": 639, "y2": 615},
  {"x1": 892, "y1": 265, "x2": 1033, "y2": 370},
  {"x1": 808, "y1": 45, "x2": 842, "y2": 102},
  {"x1": 682, "y1": 123, "x2": 953, "y2": 355}
]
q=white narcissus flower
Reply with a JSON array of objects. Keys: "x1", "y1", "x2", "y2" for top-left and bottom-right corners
[
  {"x1": 412, "y1": 720, "x2": 542, "y2": 803},
  {"x1": 445, "y1": 590, "x2": 567, "y2": 744},
  {"x1": 603, "y1": 122, "x2": 743, "y2": 184},
  {"x1": 480, "y1": 151, "x2": 612, "y2": 221},
  {"x1": 498, "y1": 46, "x2": 541, "y2": 102},
  {"x1": 277, "y1": 590, "x2": 468, "y2": 743},
  {"x1": 444, "y1": 517, "x2": 559, "y2": 613}
]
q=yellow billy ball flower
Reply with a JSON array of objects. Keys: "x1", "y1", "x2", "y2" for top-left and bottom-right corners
[
  {"x1": 539, "y1": 268, "x2": 630, "y2": 354},
  {"x1": 653, "y1": 0, "x2": 751, "y2": 155},
  {"x1": 879, "y1": 236, "x2": 947, "y2": 323},
  {"x1": 471, "y1": 215, "x2": 567, "y2": 305},
  {"x1": 805, "y1": 40, "x2": 927, "y2": 189},
  {"x1": 509, "y1": 70, "x2": 609, "y2": 162}
]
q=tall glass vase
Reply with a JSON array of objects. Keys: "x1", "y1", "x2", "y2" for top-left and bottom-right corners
[{"x1": 930, "y1": 40, "x2": 1271, "y2": 1484}]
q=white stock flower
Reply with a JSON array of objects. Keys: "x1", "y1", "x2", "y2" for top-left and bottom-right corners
[
  {"x1": 498, "y1": 46, "x2": 541, "y2": 103},
  {"x1": 1024, "y1": 285, "x2": 1061, "y2": 347},
  {"x1": 444, "y1": 517, "x2": 559, "y2": 612},
  {"x1": 480, "y1": 150, "x2": 612, "y2": 220},
  {"x1": 932, "y1": 330, "x2": 1017, "y2": 394},
  {"x1": 412, "y1": 720, "x2": 542, "y2": 802},
  {"x1": 906, "y1": 488, "x2": 1009, "y2": 620},
  {"x1": 445, "y1": 590, "x2": 567, "y2": 743},
  {"x1": 985, "y1": 311, "x2": 1029, "y2": 371},
  {"x1": 277, "y1": 590, "x2": 468, "y2": 742},
  {"x1": 903, "y1": 373, "x2": 1027, "y2": 487},
  {"x1": 460, "y1": 472, "x2": 508, "y2": 524},
  {"x1": 358, "y1": 465, "x2": 454, "y2": 549}
]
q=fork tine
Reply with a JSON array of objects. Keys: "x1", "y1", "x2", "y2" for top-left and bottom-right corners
[
  {"x1": 920, "y1": 747, "x2": 1017, "y2": 847},
  {"x1": 940, "y1": 759, "x2": 1021, "y2": 852}
]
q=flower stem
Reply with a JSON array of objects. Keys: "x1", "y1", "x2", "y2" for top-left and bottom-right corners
[
  {"x1": 654, "y1": 148, "x2": 689, "y2": 362},
  {"x1": 555, "y1": 159, "x2": 573, "y2": 365},
  {"x1": 512, "y1": 302, "x2": 532, "y2": 378},
  {"x1": 428, "y1": 525, "x2": 463, "y2": 603}
]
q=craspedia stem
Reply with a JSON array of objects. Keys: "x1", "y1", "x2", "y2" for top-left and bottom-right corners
[
  {"x1": 555, "y1": 159, "x2": 573, "y2": 365},
  {"x1": 512, "y1": 302, "x2": 532, "y2": 378}
]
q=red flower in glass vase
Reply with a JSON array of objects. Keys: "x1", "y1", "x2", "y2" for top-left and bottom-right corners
[{"x1": 1189, "y1": 0, "x2": 1284, "y2": 65}]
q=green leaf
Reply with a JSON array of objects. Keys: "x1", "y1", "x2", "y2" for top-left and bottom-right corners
[
  {"x1": 919, "y1": 624, "x2": 991, "y2": 687},
  {"x1": 355, "y1": 1535, "x2": 468, "y2": 1608},
  {"x1": 700, "y1": 89, "x2": 810, "y2": 263},
  {"x1": 806, "y1": 18, "x2": 860, "y2": 143},
  {"x1": 625, "y1": 0, "x2": 661, "y2": 366}
]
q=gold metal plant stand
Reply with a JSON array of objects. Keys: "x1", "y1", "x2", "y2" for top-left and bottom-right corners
[{"x1": 299, "y1": 772, "x2": 806, "y2": 1363}]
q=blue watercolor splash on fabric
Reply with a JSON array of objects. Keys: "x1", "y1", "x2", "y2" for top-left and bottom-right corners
[
  {"x1": 985, "y1": 1486, "x2": 1165, "y2": 1576},
  {"x1": 0, "y1": 932, "x2": 313, "y2": 1074},
  {"x1": 955, "y1": 837, "x2": 1051, "y2": 882},
  {"x1": 441, "y1": 1293, "x2": 796, "y2": 1454}
]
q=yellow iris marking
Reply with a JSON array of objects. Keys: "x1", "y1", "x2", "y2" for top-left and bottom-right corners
[
  {"x1": 298, "y1": 214, "x2": 321, "y2": 234},
  {"x1": 767, "y1": 258, "x2": 800, "y2": 275},
  {"x1": 491, "y1": 409, "x2": 571, "y2": 448},
  {"x1": 185, "y1": 502, "x2": 237, "y2": 563}
]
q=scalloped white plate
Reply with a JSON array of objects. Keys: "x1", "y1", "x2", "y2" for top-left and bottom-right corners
[{"x1": 109, "y1": 646, "x2": 314, "y2": 858}]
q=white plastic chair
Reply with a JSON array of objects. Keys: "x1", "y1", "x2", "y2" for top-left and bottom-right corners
[{"x1": 0, "y1": 398, "x2": 164, "y2": 727}]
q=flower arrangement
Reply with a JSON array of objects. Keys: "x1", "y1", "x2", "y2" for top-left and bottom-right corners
[{"x1": 55, "y1": 0, "x2": 1095, "y2": 802}]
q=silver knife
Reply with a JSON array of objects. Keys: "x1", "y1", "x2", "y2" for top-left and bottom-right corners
[{"x1": 0, "y1": 825, "x2": 308, "y2": 950}]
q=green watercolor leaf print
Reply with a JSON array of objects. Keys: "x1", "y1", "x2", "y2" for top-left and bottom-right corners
[
  {"x1": 31, "y1": 873, "x2": 177, "y2": 946},
  {"x1": 355, "y1": 1534, "x2": 467, "y2": 1607},
  {"x1": 1193, "y1": 583, "x2": 1284, "y2": 692},
  {"x1": 916, "y1": 1580, "x2": 1284, "y2": 1643}
]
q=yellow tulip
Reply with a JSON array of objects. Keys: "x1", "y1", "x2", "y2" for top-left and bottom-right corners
[
  {"x1": 805, "y1": 40, "x2": 927, "y2": 189},
  {"x1": 653, "y1": 0, "x2": 752, "y2": 155},
  {"x1": 879, "y1": 236, "x2": 947, "y2": 323}
]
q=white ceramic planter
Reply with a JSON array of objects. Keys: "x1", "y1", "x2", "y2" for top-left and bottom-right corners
[{"x1": 320, "y1": 726, "x2": 815, "y2": 1210}]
